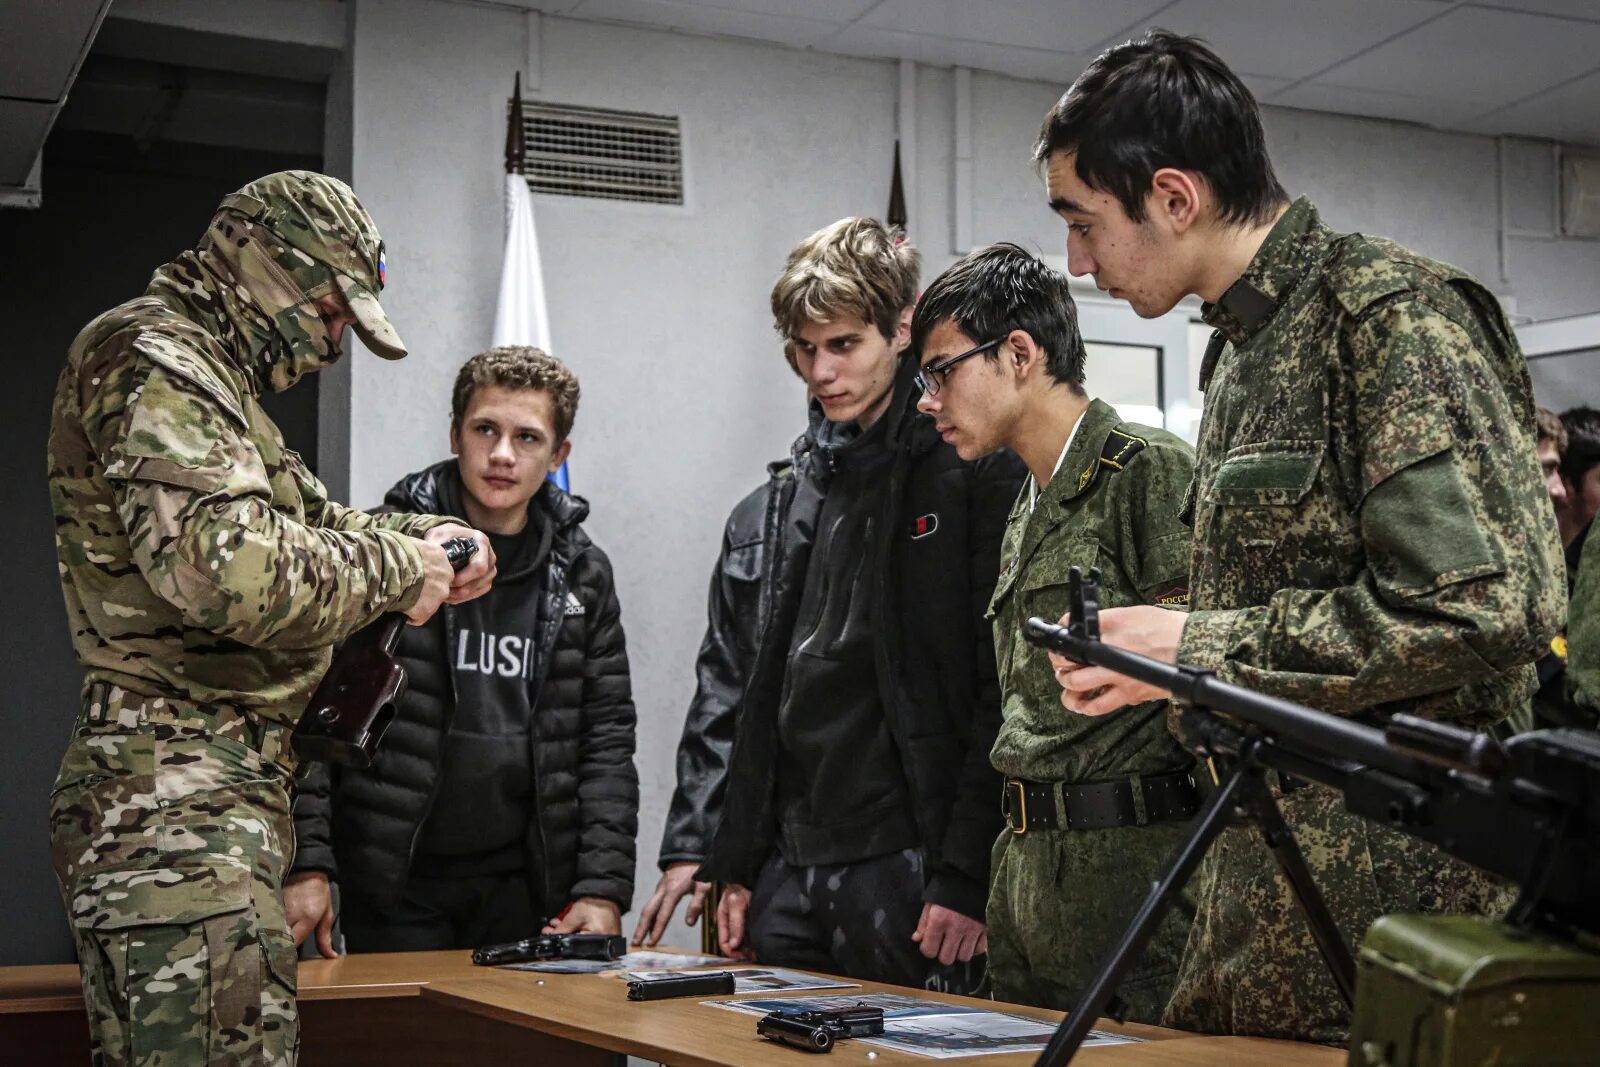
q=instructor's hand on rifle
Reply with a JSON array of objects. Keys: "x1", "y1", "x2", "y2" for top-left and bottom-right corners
[
  {"x1": 1051, "y1": 604, "x2": 1184, "y2": 716},
  {"x1": 425, "y1": 523, "x2": 497, "y2": 604}
]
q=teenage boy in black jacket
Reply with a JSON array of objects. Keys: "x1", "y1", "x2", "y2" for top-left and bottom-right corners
[
  {"x1": 698, "y1": 219, "x2": 1024, "y2": 992},
  {"x1": 287, "y1": 347, "x2": 638, "y2": 953}
]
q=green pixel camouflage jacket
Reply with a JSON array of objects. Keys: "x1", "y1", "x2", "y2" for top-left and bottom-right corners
[{"x1": 1180, "y1": 196, "x2": 1564, "y2": 727}]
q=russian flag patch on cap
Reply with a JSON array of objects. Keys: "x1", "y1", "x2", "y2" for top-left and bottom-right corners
[{"x1": 377, "y1": 250, "x2": 387, "y2": 289}]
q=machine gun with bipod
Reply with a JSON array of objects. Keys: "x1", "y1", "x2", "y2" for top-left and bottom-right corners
[{"x1": 1021, "y1": 567, "x2": 1600, "y2": 1066}]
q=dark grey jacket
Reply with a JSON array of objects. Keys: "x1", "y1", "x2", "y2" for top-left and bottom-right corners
[
  {"x1": 657, "y1": 467, "x2": 788, "y2": 869},
  {"x1": 292, "y1": 461, "x2": 638, "y2": 915}
]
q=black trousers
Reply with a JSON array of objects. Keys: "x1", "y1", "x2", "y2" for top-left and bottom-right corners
[
  {"x1": 341, "y1": 868, "x2": 540, "y2": 952},
  {"x1": 747, "y1": 848, "x2": 987, "y2": 995}
]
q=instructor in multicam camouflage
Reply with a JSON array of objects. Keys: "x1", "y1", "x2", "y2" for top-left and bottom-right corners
[
  {"x1": 46, "y1": 170, "x2": 495, "y2": 1066},
  {"x1": 1035, "y1": 33, "x2": 1564, "y2": 1045}
]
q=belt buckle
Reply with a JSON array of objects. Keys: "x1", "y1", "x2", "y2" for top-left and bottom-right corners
[{"x1": 1004, "y1": 778, "x2": 1027, "y2": 834}]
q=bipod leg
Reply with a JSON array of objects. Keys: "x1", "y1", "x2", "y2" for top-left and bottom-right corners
[
  {"x1": 1033, "y1": 760, "x2": 1250, "y2": 1067},
  {"x1": 1242, "y1": 777, "x2": 1357, "y2": 1007}
]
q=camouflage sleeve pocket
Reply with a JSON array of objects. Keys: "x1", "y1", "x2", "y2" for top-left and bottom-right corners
[
  {"x1": 106, "y1": 365, "x2": 269, "y2": 498},
  {"x1": 1360, "y1": 398, "x2": 1501, "y2": 595}
]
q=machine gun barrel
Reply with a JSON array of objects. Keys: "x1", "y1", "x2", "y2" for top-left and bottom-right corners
[{"x1": 1022, "y1": 615, "x2": 1444, "y2": 783}]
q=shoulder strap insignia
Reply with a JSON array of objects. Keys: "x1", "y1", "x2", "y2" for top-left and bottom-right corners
[{"x1": 1099, "y1": 427, "x2": 1148, "y2": 472}]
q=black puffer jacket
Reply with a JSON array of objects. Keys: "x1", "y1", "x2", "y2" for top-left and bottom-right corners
[
  {"x1": 657, "y1": 466, "x2": 788, "y2": 868},
  {"x1": 698, "y1": 362, "x2": 1025, "y2": 920},
  {"x1": 293, "y1": 461, "x2": 638, "y2": 915}
]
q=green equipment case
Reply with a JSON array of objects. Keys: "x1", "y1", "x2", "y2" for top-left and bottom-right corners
[{"x1": 1349, "y1": 913, "x2": 1600, "y2": 1066}]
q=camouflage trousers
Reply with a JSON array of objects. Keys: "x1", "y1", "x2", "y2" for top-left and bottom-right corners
[
  {"x1": 49, "y1": 682, "x2": 300, "y2": 1066},
  {"x1": 986, "y1": 823, "x2": 1191, "y2": 1023},
  {"x1": 1161, "y1": 782, "x2": 1515, "y2": 1045}
]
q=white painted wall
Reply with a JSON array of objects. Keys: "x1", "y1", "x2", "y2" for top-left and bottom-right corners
[{"x1": 334, "y1": 1, "x2": 1600, "y2": 948}]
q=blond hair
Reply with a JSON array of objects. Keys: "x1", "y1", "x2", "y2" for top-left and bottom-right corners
[
  {"x1": 451, "y1": 346, "x2": 580, "y2": 442},
  {"x1": 1536, "y1": 405, "x2": 1567, "y2": 453},
  {"x1": 770, "y1": 218, "x2": 920, "y2": 369}
]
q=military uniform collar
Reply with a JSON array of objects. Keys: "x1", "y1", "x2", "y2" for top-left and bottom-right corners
[
  {"x1": 1040, "y1": 397, "x2": 1123, "y2": 508},
  {"x1": 1200, "y1": 197, "x2": 1326, "y2": 369}
]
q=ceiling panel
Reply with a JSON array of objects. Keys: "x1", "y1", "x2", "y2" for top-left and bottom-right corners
[
  {"x1": 1465, "y1": 67, "x2": 1600, "y2": 145},
  {"x1": 1272, "y1": 81, "x2": 1488, "y2": 130},
  {"x1": 651, "y1": 0, "x2": 881, "y2": 20},
  {"x1": 0, "y1": 101, "x2": 55, "y2": 184},
  {"x1": 1314, "y1": 5, "x2": 1600, "y2": 106},
  {"x1": 855, "y1": 0, "x2": 1172, "y2": 55},
  {"x1": 576, "y1": 0, "x2": 841, "y2": 47},
  {"x1": 829, "y1": 26, "x2": 1090, "y2": 85},
  {"x1": 1153, "y1": 0, "x2": 1449, "y2": 81},
  {"x1": 1470, "y1": 0, "x2": 1600, "y2": 20},
  {"x1": 1, "y1": 0, "x2": 107, "y2": 101},
  {"x1": 1240, "y1": 73, "x2": 1295, "y2": 100}
]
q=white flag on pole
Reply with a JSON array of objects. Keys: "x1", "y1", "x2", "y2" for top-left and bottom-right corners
[
  {"x1": 492, "y1": 172, "x2": 569, "y2": 488},
  {"x1": 493, "y1": 173, "x2": 553, "y2": 350}
]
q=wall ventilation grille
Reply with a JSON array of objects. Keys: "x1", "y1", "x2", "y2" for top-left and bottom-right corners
[{"x1": 513, "y1": 100, "x2": 683, "y2": 205}]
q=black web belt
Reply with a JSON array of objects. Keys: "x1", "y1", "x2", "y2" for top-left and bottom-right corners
[{"x1": 1002, "y1": 768, "x2": 1199, "y2": 834}]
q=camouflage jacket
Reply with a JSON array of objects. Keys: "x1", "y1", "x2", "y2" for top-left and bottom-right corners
[
  {"x1": 1568, "y1": 518, "x2": 1600, "y2": 719},
  {"x1": 1180, "y1": 197, "x2": 1564, "y2": 726},
  {"x1": 48, "y1": 220, "x2": 445, "y2": 726},
  {"x1": 988, "y1": 398, "x2": 1196, "y2": 782}
]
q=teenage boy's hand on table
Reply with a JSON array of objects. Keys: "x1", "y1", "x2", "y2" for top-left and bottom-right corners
[
  {"x1": 1049, "y1": 604, "x2": 1185, "y2": 716},
  {"x1": 542, "y1": 897, "x2": 622, "y2": 935},
  {"x1": 283, "y1": 871, "x2": 338, "y2": 958},
  {"x1": 631, "y1": 862, "x2": 712, "y2": 947},
  {"x1": 715, "y1": 883, "x2": 758, "y2": 960},
  {"x1": 424, "y1": 523, "x2": 497, "y2": 603},
  {"x1": 912, "y1": 903, "x2": 987, "y2": 965}
]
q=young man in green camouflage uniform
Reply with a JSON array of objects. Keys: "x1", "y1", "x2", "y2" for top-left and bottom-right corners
[
  {"x1": 46, "y1": 171, "x2": 496, "y2": 1065},
  {"x1": 1568, "y1": 522, "x2": 1600, "y2": 720},
  {"x1": 1037, "y1": 33, "x2": 1564, "y2": 1044},
  {"x1": 911, "y1": 244, "x2": 1197, "y2": 1020}
]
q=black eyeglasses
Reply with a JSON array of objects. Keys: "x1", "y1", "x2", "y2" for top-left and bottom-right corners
[{"x1": 914, "y1": 338, "x2": 1002, "y2": 396}]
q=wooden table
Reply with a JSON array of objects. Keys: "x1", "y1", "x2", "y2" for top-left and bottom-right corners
[
  {"x1": 1, "y1": 951, "x2": 1344, "y2": 1066},
  {"x1": 0, "y1": 951, "x2": 607, "y2": 1066},
  {"x1": 425, "y1": 965, "x2": 1344, "y2": 1066}
]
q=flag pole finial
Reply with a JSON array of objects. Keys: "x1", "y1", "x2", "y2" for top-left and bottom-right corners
[
  {"x1": 505, "y1": 72, "x2": 527, "y2": 175},
  {"x1": 887, "y1": 139, "x2": 908, "y2": 232}
]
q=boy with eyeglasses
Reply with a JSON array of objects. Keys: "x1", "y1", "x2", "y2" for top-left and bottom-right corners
[
  {"x1": 912, "y1": 243, "x2": 1197, "y2": 1018},
  {"x1": 289, "y1": 346, "x2": 638, "y2": 954}
]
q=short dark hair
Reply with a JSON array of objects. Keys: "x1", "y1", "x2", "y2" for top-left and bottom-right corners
[
  {"x1": 1035, "y1": 29, "x2": 1287, "y2": 227},
  {"x1": 1560, "y1": 405, "x2": 1600, "y2": 484},
  {"x1": 451, "y1": 346, "x2": 580, "y2": 442},
  {"x1": 912, "y1": 243, "x2": 1086, "y2": 391}
]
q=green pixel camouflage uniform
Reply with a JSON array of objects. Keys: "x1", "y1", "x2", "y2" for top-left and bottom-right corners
[
  {"x1": 1161, "y1": 197, "x2": 1566, "y2": 1044},
  {"x1": 986, "y1": 399, "x2": 1196, "y2": 1021},
  {"x1": 1568, "y1": 522, "x2": 1600, "y2": 718},
  {"x1": 47, "y1": 171, "x2": 449, "y2": 1066}
]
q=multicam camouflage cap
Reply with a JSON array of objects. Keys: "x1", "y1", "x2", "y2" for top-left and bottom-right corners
[{"x1": 216, "y1": 170, "x2": 407, "y2": 360}]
